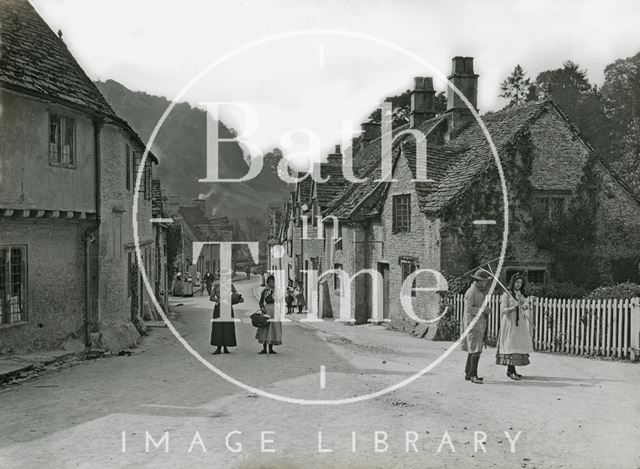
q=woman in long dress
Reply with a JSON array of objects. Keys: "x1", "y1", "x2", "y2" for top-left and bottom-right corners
[
  {"x1": 256, "y1": 275, "x2": 283, "y2": 354},
  {"x1": 210, "y1": 282, "x2": 239, "y2": 354},
  {"x1": 496, "y1": 272, "x2": 534, "y2": 380}
]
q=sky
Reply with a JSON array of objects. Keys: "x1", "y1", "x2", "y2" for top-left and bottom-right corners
[{"x1": 31, "y1": 0, "x2": 640, "y2": 162}]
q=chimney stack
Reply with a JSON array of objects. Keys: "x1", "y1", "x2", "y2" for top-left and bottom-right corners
[
  {"x1": 361, "y1": 122, "x2": 381, "y2": 143},
  {"x1": 446, "y1": 56, "x2": 478, "y2": 135},
  {"x1": 410, "y1": 77, "x2": 436, "y2": 128},
  {"x1": 193, "y1": 198, "x2": 206, "y2": 214},
  {"x1": 326, "y1": 144, "x2": 342, "y2": 165}
]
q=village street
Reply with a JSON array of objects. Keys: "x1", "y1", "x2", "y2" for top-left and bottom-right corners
[{"x1": 0, "y1": 276, "x2": 638, "y2": 469}]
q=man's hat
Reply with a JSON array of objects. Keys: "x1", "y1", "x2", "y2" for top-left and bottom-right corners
[{"x1": 471, "y1": 268, "x2": 492, "y2": 281}]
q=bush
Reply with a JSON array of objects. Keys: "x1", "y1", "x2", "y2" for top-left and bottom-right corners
[
  {"x1": 585, "y1": 282, "x2": 640, "y2": 300},
  {"x1": 527, "y1": 282, "x2": 587, "y2": 299},
  {"x1": 433, "y1": 306, "x2": 460, "y2": 342}
]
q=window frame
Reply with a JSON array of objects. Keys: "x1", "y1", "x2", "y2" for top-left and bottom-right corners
[
  {"x1": 400, "y1": 258, "x2": 418, "y2": 297},
  {"x1": 334, "y1": 263, "x2": 343, "y2": 295},
  {"x1": 49, "y1": 113, "x2": 76, "y2": 168},
  {"x1": 0, "y1": 245, "x2": 28, "y2": 326},
  {"x1": 125, "y1": 143, "x2": 132, "y2": 191},
  {"x1": 392, "y1": 194, "x2": 411, "y2": 234}
]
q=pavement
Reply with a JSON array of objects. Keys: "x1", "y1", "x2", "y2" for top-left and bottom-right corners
[
  {"x1": 0, "y1": 350, "x2": 78, "y2": 385},
  {"x1": 0, "y1": 276, "x2": 638, "y2": 469}
]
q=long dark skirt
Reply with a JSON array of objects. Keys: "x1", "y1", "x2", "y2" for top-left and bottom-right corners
[{"x1": 210, "y1": 304, "x2": 237, "y2": 347}]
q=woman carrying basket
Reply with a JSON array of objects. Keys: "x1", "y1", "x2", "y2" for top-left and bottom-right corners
[{"x1": 256, "y1": 275, "x2": 283, "y2": 354}]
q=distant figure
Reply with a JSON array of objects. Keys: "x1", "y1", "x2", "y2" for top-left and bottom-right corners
[
  {"x1": 256, "y1": 275, "x2": 283, "y2": 354},
  {"x1": 203, "y1": 270, "x2": 214, "y2": 296},
  {"x1": 462, "y1": 269, "x2": 492, "y2": 384},
  {"x1": 260, "y1": 270, "x2": 266, "y2": 287},
  {"x1": 286, "y1": 281, "x2": 295, "y2": 314},
  {"x1": 245, "y1": 265, "x2": 251, "y2": 280},
  {"x1": 294, "y1": 280, "x2": 305, "y2": 314},
  {"x1": 496, "y1": 272, "x2": 534, "y2": 380}
]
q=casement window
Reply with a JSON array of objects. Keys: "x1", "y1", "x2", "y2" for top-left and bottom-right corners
[
  {"x1": 505, "y1": 268, "x2": 547, "y2": 285},
  {"x1": 125, "y1": 143, "x2": 132, "y2": 190},
  {"x1": 49, "y1": 114, "x2": 75, "y2": 167},
  {"x1": 334, "y1": 224, "x2": 343, "y2": 251},
  {"x1": 132, "y1": 151, "x2": 153, "y2": 200},
  {"x1": 534, "y1": 194, "x2": 568, "y2": 220},
  {"x1": 400, "y1": 258, "x2": 418, "y2": 297},
  {"x1": 0, "y1": 246, "x2": 27, "y2": 325},
  {"x1": 392, "y1": 194, "x2": 411, "y2": 233},
  {"x1": 334, "y1": 263, "x2": 343, "y2": 295}
]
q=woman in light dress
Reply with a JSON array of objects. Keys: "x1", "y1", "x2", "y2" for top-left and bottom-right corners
[{"x1": 496, "y1": 272, "x2": 534, "y2": 380}]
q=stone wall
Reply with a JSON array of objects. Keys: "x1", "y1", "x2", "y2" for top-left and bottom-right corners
[
  {"x1": 370, "y1": 156, "x2": 442, "y2": 336},
  {"x1": 0, "y1": 218, "x2": 96, "y2": 353}
]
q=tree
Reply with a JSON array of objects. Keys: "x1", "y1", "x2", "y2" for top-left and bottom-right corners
[
  {"x1": 499, "y1": 65, "x2": 536, "y2": 107},
  {"x1": 535, "y1": 60, "x2": 611, "y2": 160},
  {"x1": 367, "y1": 89, "x2": 448, "y2": 126},
  {"x1": 601, "y1": 52, "x2": 640, "y2": 161}
]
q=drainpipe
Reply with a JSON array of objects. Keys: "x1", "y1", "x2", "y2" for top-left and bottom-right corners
[
  {"x1": 90, "y1": 119, "x2": 103, "y2": 348},
  {"x1": 363, "y1": 220, "x2": 370, "y2": 324},
  {"x1": 84, "y1": 229, "x2": 96, "y2": 348},
  {"x1": 93, "y1": 119, "x2": 103, "y2": 221}
]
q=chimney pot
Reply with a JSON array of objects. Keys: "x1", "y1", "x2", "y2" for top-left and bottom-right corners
[
  {"x1": 446, "y1": 56, "x2": 479, "y2": 135},
  {"x1": 410, "y1": 76, "x2": 436, "y2": 128}
]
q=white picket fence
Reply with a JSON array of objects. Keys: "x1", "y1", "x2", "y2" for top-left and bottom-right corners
[{"x1": 451, "y1": 294, "x2": 640, "y2": 360}]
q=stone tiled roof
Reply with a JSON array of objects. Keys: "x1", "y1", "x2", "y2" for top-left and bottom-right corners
[
  {"x1": 296, "y1": 176, "x2": 313, "y2": 207},
  {"x1": 0, "y1": 0, "x2": 158, "y2": 163},
  {"x1": 325, "y1": 115, "x2": 449, "y2": 220},
  {"x1": 316, "y1": 163, "x2": 349, "y2": 209},
  {"x1": 0, "y1": 0, "x2": 116, "y2": 118},
  {"x1": 178, "y1": 206, "x2": 232, "y2": 241},
  {"x1": 423, "y1": 100, "x2": 563, "y2": 214},
  {"x1": 151, "y1": 179, "x2": 166, "y2": 217}
]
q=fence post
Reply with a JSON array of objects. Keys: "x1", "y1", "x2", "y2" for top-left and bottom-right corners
[{"x1": 630, "y1": 298, "x2": 640, "y2": 361}]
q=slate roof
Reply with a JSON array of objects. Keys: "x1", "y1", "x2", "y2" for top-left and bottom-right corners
[{"x1": 0, "y1": 0, "x2": 158, "y2": 163}]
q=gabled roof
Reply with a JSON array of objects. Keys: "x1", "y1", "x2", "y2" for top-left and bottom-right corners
[
  {"x1": 0, "y1": 0, "x2": 116, "y2": 118},
  {"x1": 325, "y1": 114, "x2": 449, "y2": 220},
  {"x1": 0, "y1": 0, "x2": 159, "y2": 163}
]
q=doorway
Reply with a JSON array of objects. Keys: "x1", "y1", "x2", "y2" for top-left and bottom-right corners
[{"x1": 377, "y1": 262, "x2": 390, "y2": 321}]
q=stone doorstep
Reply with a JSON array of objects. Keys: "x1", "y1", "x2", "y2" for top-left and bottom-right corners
[{"x1": 0, "y1": 350, "x2": 77, "y2": 381}]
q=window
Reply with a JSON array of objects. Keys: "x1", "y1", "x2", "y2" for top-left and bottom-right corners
[
  {"x1": 49, "y1": 114, "x2": 75, "y2": 166},
  {"x1": 400, "y1": 259, "x2": 418, "y2": 297},
  {"x1": 392, "y1": 194, "x2": 411, "y2": 233},
  {"x1": 334, "y1": 263, "x2": 343, "y2": 295},
  {"x1": 527, "y1": 269, "x2": 546, "y2": 284},
  {"x1": 0, "y1": 246, "x2": 27, "y2": 324},
  {"x1": 534, "y1": 194, "x2": 567, "y2": 220},
  {"x1": 125, "y1": 144, "x2": 131, "y2": 190},
  {"x1": 334, "y1": 224, "x2": 343, "y2": 251},
  {"x1": 132, "y1": 151, "x2": 153, "y2": 200},
  {"x1": 505, "y1": 268, "x2": 547, "y2": 285}
]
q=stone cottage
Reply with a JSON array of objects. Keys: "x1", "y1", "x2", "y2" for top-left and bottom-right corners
[
  {"x1": 0, "y1": 0, "x2": 159, "y2": 352},
  {"x1": 283, "y1": 56, "x2": 640, "y2": 335}
]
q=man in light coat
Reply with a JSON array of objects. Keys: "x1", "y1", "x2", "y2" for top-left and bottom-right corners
[{"x1": 462, "y1": 268, "x2": 492, "y2": 384}]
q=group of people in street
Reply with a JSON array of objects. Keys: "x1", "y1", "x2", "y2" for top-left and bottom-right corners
[
  {"x1": 207, "y1": 263, "x2": 534, "y2": 375},
  {"x1": 462, "y1": 269, "x2": 534, "y2": 384},
  {"x1": 209, "y1": 274, "x2": 291, "y2": 355}
]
